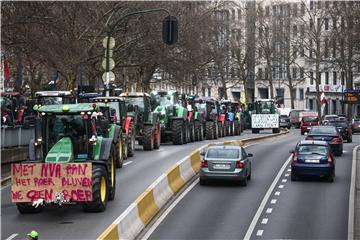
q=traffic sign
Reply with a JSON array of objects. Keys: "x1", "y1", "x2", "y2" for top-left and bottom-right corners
[
  {"x1": 102, "y1": 37, "x2": 115, "y2": 49},
  {"x1": 102, "y1": 58, "x2": 115, "y2": 70},
  {"x1": 344, "y1": 91, "x2": 360, "y2": 104}
]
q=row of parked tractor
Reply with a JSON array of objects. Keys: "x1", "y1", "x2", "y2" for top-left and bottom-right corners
[{"x1": 12, "y1": 89, "x2": 246, "y2": 213}]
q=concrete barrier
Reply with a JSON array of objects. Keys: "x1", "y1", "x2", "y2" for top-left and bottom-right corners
[{"x1": 97, "y1": 130, "x2": 289, "y2": 240}]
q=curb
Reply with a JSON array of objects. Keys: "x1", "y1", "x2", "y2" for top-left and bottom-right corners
[
  {"x1": 97, "y1": 130, "x2": 289, "y2": 240},
  {"x1": 1, "y1": 176, "x2": 11, "y2": 187},
  {"x1": 352, "y1": 145, "x2": 360, "y2": 240}
]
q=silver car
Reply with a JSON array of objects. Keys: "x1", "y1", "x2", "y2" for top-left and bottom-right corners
[{"x1": 199, "y1": 145, "x2": 253, "y2": 186}]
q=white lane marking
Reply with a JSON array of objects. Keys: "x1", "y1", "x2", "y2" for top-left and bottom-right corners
[
  {"x1": 5, "y1": 233, "x2": 18, "y2": 240},
  {"x1": 278, "y1": 185, "x2": 284, "y2": 189},
  {"x1": 266, "y1": 208, "x2": 273, "y2": 214},
  {"x1": 282, "y1": 179, "x2": 287, "y2": 183},
  {"x1": 275, "y1": 191, "x2": 281, "y2": 196},
  {"x1": 142, "y1": 179, "x2": 199, "y2": 240},
  {"x1": 244, "y1": 155, "x2": 292, "y2": 240},
  {"x1": 285, "y1": 173, "x2": 290, "y2": 177},
  {"x1": 256, "y1": 230, "x2": 264, "y2": 236},
  {"x1": 261, "y1": 218, "x2": 268, "y2": 224},
  {"x1": 348, "y1": 145, "x2": 360, "y2": 240},
  {"x1": 270, "y1": 199, "x2": 277, "y2": 204},
  {"x1": 287, "y1": 169, "x2": 291, "y2": 172},
  {"x1": 123, "y1": 161, "x2": 133, "y2": 166},
  {"x1": 343, "y1": 150, "x2": 348, "y2": 153}
]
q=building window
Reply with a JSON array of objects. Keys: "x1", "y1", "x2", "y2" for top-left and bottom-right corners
[
  {"x1": 300, "y1": 68, "x2": 304, "y2": 78},
  {"x1": 258, "y1": 68, "x2": 263, "y2": 79},
  {"x1": 317, "y1": 1, "x2": 321, "y2": 9},
  {"x1": 324, "y1": 38, "x2": 329, "y2": 58},
  {"x1": 231, "y1": 67, "x2": 235, "y2": 78},
  {"x1": 341, "y1": 71, "x2": 345, "y2": 85},
  {"x1": 258, "y1": 48, "x2": 263, "y2": 58},
  {"x1": 333, "y1": 72, "x2": 337, "y2": 85},
  {"x1": 332, "y1": 39, "x2": 336, "y2": 58},
  {"x1": 266, "y1": 6, "x2": 270, "y2": 17},
  {"x1": 310, "y1": 1, "x2": 314, "y2": 10},
  {"x1": 309, "y1": 99, "x2": 314, "y2": 110},
  {"x1": 299, "y1": 88, "x2": 304, "y2": 100},
  {"x1": 293, "y1": 25, "x2": 297, "y2": 36},
  {"x1": 208, "y1": 88, "x2": 211, "y2": 97},
  {"x1": 232, "y1": 9, "x2": 235, "y2": 20},
  {"x1": 325, "y1": 1, "x2": 329, "y2": 9},
  {"x1": 237, "y1": 8, "x2": 241, "y2": 20},
  {"x1": 310, "y1": 19, "x2": 314, "y2": 29},
  {"x1": 332, "y1": 99, "x2": 337, "y2": 114},
  {"x1": 325, "y1": 72, "x2": 329, "y2": 85},
  {"x1": 292, "y1": 67, "x2": 297, "y2": 79},
  {"x1": 258, "y1": 88, "x2": 269, "y2": 99},
  {"x1": 276, "y1": 88, "x2": 285, "y2": 98},
  {"x1": 310, "y1": 71, "x2": 314, "y2": 85},
  {"x1": 325, "y1": 18, "x2": 329, "y2": 30},
  {"x1": 301, "y1": 3, "x2": 305, "y2": 15},
  {"x1": 265, "y1": 68, "x2": 269, "y2": 79},
  {"x1": 300, "y1": 46, "x2": 305, "y2": 57},
  {"x1": 300, "y1": 25, "x2": 305, "y2": 37},
  {"x1": 293, "y1": 3, "x2": 298, "y2": 17}
]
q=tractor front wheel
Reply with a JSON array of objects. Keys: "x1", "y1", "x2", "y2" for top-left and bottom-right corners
[
  {"x1": 172, "y1": 120, "x2": 184, "y2": 145},
  {"x1": 83, "y1": 165, "x2": 108, "y2": 212},
  {"x1": 114, "y1": 134, "x2": 124, "y2": 168},
  {"x1": 17, "y1": 203, "x2": 43, "y2": 214},
  {"x1": 108, "y1": 147, "x2": 117, "y2": 201},
  {"x1": 189, "y1": 122, "x2": 195, "y2": 142}
]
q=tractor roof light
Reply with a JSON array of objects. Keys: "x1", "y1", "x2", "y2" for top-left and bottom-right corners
[{"x1": 41, "y1": 112, "x2": 46, "y2": 116}]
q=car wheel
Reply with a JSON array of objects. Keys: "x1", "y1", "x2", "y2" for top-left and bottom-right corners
[
  {"x1": 291, "y1": 172, "x2": 298, "y2": 181},
  {"x1": 327, "y1": 172, "x2": 335, "y2": 182},
  {"x1": 240, "y1": 177, "x2": 247, "y2": 187},
  {"x1": 199, "y1": 178, "x2": 207, "y2": 186},
  {"x1": 335, "y1": 150, "x2": 342, "y2": 156},
  {"x1": 247, "y1": 169, "x2": 251, "y2": 180}
]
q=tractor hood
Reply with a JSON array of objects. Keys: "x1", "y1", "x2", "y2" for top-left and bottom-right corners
[
  {"x1": 155, "y1": 105, "x2": 167, "y2": 115},
  {"x1": 45, "y1": 137, "x2": 74, "y2": 163}
]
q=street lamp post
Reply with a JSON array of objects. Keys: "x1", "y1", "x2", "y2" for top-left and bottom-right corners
[{"x1": 102, "y1": 8, "x2": 176, "y2": 97}]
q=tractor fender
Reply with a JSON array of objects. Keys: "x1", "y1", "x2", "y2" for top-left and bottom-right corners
[
  {"x1": 99, "y1": 138, "x2": 113, "y2": 161},
  {"x1": 218, "y1": 114, "x2": 226, "y2": 123},
  {"x1": 187, "y1": 111, "x2": 193, "y2": 122},
  {"x1": 123, "y1": 116, "x2": 133, "y2": 135},
  {"x1": 228, "y1": 112, "x2": 235, "y2": 122},
  {"x1": 109, "y1": 125, "x2": 121, "y2": 144},
  {"x1": 176, "y1": 106, "x2": 188, "y2": 121}
]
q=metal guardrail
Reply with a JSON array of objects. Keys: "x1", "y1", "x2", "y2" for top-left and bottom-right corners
[{"x1": 1, "y1": 125, "x2": 34, "y2": 148}]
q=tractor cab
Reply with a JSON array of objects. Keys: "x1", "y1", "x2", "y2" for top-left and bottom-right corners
[
  {"x1": 78, "y1": 92, "x2": 103, "y2": 103},
  {"x1": 92, "y1": 97, "x2": 127, "y2": 126},
  {"x1": 253, "y1": 99, "x2": 278, "y2": 114},
  {"x1": 194, "y1": 97, "x2": 219, "y2": 121}
]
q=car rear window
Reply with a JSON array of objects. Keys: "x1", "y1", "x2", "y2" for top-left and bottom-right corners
[
  {"x1": 303, "y1": 117, "x2": 319, "y2": 122},
  {"x1": 354, "y1": 119, "x2": 360, "y2": 124},
  {"x1": 310, "y1": 127, "x2": 337, "y2": 135},
  {"x1": 327, "y1": 121, "x2": 348, "y2": 127},
  {"x1": 206, "y1": 148, "x2": 240, "y2": 159},
  {"x1": 298, "y1": 145, "x2": 328, "y2": 155}
]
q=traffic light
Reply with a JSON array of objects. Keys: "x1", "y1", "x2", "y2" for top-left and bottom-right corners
[{"x1": 163, "y1": 16, "x2": 178, "y2": 45}]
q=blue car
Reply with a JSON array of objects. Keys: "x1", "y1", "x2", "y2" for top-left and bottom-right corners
[{"x1": 290, "y1": 140, "x2": 335, "y2": 182}]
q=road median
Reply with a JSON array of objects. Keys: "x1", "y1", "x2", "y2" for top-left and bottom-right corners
[{"x1": 98, "y1": 129, "x2": 289, "y2": 240}]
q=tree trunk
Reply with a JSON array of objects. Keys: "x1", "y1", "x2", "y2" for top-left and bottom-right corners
[
  {"x1": 287, "y1": 66, "x2": 295, "y2": 109},
  {"x1": 266, "y1": 60, "x2": 274, "y2": 99}
]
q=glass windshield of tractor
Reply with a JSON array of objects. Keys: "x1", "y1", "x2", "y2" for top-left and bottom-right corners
[
  {"x1": 46, "y1": 114, "x2": 90, "y2": 157},
  {"x1": 156, "y1": 93, "x2": 174, "y2": 107},
  {"x1": 256, "y1": 101, "x2": 275, "y2": 114},
  {"x1": 38, "y1": 96, "x2": 73, "y2": 105},
  {"x1": 195, "y1": 103, "x2": 206, "y2": 113},
  {"x1": 126, "y1": 97, "x2": 145, "y2": 111}
]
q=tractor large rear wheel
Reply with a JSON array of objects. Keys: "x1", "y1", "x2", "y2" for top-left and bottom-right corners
[
  {"x1": 234, "y1": 121, "x2": 241, "y2": 135},
  {"x1": 83, "y1": 165, "x2": 108, "y2": 212},
  {"x1": 154, "y1": 122, "x2": 161, "y2": 149},
  {"x1": 172, "y1": 120, "x2": 184, "y2": 145},
  {"x1": 205, "y1": 121, "x2": 214, "y2": 140},
  {"x1": 195, "y1": 121, "x2": 203, "y2": 141},
  {"x1": 108, "y1": 147, "x2": 116, "y2": 201},
  {"x1": 143, "y1": 125, "x2": 155, "y2": 151}
]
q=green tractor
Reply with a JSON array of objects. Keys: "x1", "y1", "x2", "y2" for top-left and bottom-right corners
[
  {"x1": 151, "y1": 90, "x2": 191, "y2": 145},
  {"x1": 119, "y1": 92, "x2": 161, "y2": 151},
  {"x1": 15, "y1": 103, "x2": 120, "y2": 213},
  {"x1": 92, "y1": 97, "x2": 130, "y2": 166},
  {"x1": 181, "y1": 95, "x2": 205, "y2": 142}
]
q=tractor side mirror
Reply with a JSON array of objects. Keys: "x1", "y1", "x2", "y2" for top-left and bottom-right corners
[{"x1": 247, "y1": 153, "x2": 253, "y2": 157}]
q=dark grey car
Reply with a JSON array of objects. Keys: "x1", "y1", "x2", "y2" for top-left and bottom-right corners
[{"x1": 199, "y1": 145, "x2": 252, "y2": 186}]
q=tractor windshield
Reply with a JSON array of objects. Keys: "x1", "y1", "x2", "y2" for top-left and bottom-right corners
[
  {"x1": 195, "y1": 103, "x2": 206, "y2": 113},
  {"x1": 157, "y1": 95, "x2": 174, "y2": 107},
  {"x1": 38, "y1": 96, "x2": 73, "y2": 105},
  {"x1": 256, "y1": 101, "x2": 275, "y2": 114},
  {"x1": 126, "y1": 97, "x2": 144, "y2": 111}
]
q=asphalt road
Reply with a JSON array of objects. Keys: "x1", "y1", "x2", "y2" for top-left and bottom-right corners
[
  {"x1": 148, "y1": 130, "x2": 360, "y2": 240},
  {"x1": 1, "y1": 130, "x2": 271, "y2": 240}
]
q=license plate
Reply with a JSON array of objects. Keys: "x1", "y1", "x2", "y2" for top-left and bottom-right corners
[
  {"x1": 213, "y1": 164, "x2": 231, "y2": 169},
  {"x1": 305, "y1": 159, "x2": 320, "y2": 163}
]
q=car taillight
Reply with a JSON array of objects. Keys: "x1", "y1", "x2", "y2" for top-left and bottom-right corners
[
  {"x1": 236, "y1": 160, "x2": 244, "y2": 168},
  {"x1": 332, "y1": 137, "x2": 342, "y2": 143},
  {"x1": 201, "y1": 160, "x2": 208, "y2": 168},
  {"x1": 292, "y1": 151, "x2": 299, "y2": 163},
  {"x1": 305, "y1": 136, "x2": 313, "y2": 140}
]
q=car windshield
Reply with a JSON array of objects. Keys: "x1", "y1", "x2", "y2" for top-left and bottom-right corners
[
  {"x1": 298, "y1": 145, "x2": 327, "y2": 155},
  {"x1": 310, "y1": 127, "x2": 337, "y2": 135},
  {"x1": 206, "y1": 148, "x2": 240, "y2": 159},
  {"x1": 126, "y1": 97, "x2": 144, "y2": 110},
  {"x1": 280, "y1": 115, "x2": 288, "y2": 119},
  {"x1": 257, "y1": 101, "x2": 274, "y2": 114},
  {"x1": 303, "y1": 117, "x2": 319, "y2": 122}
]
